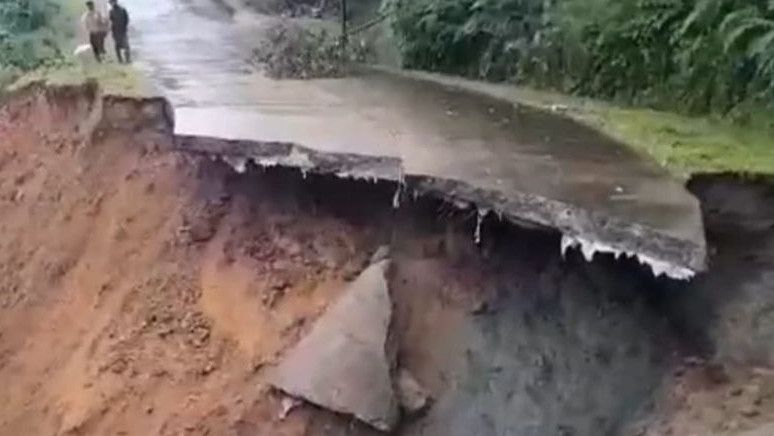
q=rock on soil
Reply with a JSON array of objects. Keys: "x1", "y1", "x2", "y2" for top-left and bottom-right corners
[
  {"x1": 396, "y1": 368, "x2": 431, "y2": 415},
  {"x1": 268, "y1": 260, "x2": 399, "y2": 431}
]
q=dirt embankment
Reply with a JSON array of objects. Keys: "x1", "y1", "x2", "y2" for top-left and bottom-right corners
[
  {"x1": 2, "y1": 84, "x2": 774, "y2": 436},
  {"x1": 0, "y1": 84, "x2": 385, "y2": 435},
  {"x1": 641, "y1": 174, "x2": 774, "y2": 435}
]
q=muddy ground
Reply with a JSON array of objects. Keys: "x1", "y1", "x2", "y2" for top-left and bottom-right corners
[
  {"x1": 2, "y1": 85, "x2": 774, "y2": 435},
  {"x1": 0, "y1": 85, "x2": 385, "y2": 435}
]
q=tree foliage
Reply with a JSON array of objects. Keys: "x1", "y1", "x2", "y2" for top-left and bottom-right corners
[
  {"x1": 0, "y1": 0, "x2": 62, "y2": 72},
  {"x1": 251, "y1": 21, "x2": 366, "y2": 79},
  {"x1": 388, "y1": 0, "x2": 774, "y2": 115}
]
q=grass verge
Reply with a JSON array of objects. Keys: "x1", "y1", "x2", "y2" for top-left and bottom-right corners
[
  {"x1": 12, "y1": 62, "x2": 153, "y2": 97},
  {"x1": 588, "y1": 108, "x2": 774, "y2": 178},
  {"x1": 387, "y1": 68, "x2": 774, "y2": 178},
  {"x1": 2, "y1": 0, "x2": 150, "y2": 97}
]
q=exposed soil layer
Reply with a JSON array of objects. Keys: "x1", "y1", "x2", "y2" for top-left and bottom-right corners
[
  {"x1": 674, "y1": 174, "x2": 774, "y2": 366},
  {"x1": 0, "y1": 86, "x2": 386, "y2": 435},
  {"x1": 2, "y1": 85, "x2": 774, "y2": 436},
  {"x1": 638, "y1": 174, "x2": 774, "y2": 435}
]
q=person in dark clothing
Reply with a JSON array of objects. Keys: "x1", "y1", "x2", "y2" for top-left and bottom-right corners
[{"x1": 109, "y1": 0, "x2": 131, "y2": 64}]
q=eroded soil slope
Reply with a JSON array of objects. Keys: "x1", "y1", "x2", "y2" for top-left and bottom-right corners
[
  {"x1": 6, "y1": 85, "x2": 774, "y2": 436},
  {"x1": 0, "y1": 86, "x2": 392, "y2": 435},
  {"x1": 0, "y1": 85, "x2": 670, "y2": 436}
]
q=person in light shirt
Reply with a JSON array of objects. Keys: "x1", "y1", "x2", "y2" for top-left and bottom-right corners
[{"x1": 81, "y1": 1, "x2": 109, "y2": 62}]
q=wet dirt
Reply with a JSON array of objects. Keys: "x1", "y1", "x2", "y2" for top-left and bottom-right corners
[
  {"x1": 3, "y1": 85, "x2": 774, "y2": 436},
  {"x1": 388, "y1": 216, "x2": 677, "y2": 436},
  {"x1": 637, "y1": 175, "x2": 774, "y2": 436},
  {"x1": 0, "y1": 86, "x2": 383, "y2": 435}
]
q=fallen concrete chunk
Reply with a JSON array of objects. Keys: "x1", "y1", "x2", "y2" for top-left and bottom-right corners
[
  {"x1": 268, "y1": 260, "x2": 399, "y2": 432},
  {"x1": 278, "y1": 396, "x2": 301, "y2": 420},
  {"x1": 370, "y1": 245, "x2": 390, "y2": 264},
  {"x1": 396, "y1": 368, "x2": 431, "y2": 415}
]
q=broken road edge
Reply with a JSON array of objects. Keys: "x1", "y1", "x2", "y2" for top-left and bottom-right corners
[
  {"x1": 4, "y1": 80, "x2": 707, "y2": 281},
  {"x1": 177, "y1": 134, "x2": 707, "y2": 281}
]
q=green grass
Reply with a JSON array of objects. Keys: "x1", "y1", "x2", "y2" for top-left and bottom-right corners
[
  {"x1": 46, "y1": 0, "x2": 149, "y2": 96},
  {"x1": 450, "y1": 76, "x2": 774, "y2": 178},
  {"x1": 523, "y1": 90, "x2": 774, "y2": 178},
  {"x1": 386, "y1": 67, "x2": 774, "y2": 177},
  {"x1": 12, "y1": 62, "x2": 153, "y2": 97},
  {"x1": 9, "y1": 1, "x2": 774, "y2": 177},
  {"x1": 0, "y1": 0, "x2": 74, "y2": 89},
  {"x1": 2, "y1": 0, "x2": 149, "y2": 97},
  {"x1": 544, "y1": 95, "x2": 774, "y2": 178},
  {"x1": 52, "y1": 0, "x2": 82, "y2": 46},
  {"x1": 587, "y1": 107, "x2": 774, "y2": 178},
  {"x1": 485, "y1": 82, "x2": 774, "y2": 178}
]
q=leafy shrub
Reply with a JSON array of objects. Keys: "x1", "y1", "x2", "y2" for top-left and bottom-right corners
[
  {"x1": 0, "y1": 0, "x2": 63, "y2": 73},
  {"x1": 389, "y1": 0, "x2": 551, "y2": 80},
  {"x1": 244, "y1": 0, "x2": 339, "y2": 18},
  {"x1": 251, "y1": 21, "x2": 366, "y2": 79},
  {"x1": 388, "y1": 0, "x2": 774, "y2": 116},
  {"x1": 0, "y1": 0, "x2": 51, "y2": 33}
]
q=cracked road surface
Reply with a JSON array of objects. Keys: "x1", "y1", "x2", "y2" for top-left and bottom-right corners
[{"x1": 130, "y1": 0, "x2": 706, "y2": 276}]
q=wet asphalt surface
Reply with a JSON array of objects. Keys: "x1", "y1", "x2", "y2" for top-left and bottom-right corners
[{"x1": 128, "y1": 0, "x2": 706, "y2": 274}]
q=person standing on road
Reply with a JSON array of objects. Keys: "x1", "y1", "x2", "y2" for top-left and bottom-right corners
[
  {"x1": 82, "y1": 1, "x2": 108, "y2": 62},
  {"x1": 109, "y1": 0, "x2": 131, "y2": 64}
]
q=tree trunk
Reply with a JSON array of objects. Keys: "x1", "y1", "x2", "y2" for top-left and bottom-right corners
[{"x1": 341, "y1": 0, "x2": 348, "y2": 44}]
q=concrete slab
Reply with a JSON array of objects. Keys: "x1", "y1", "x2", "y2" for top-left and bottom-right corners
[
  {"x1": 268, "y1": 261, "x2": 399, "y2": 431},
  {"x1": 130, "y1": 0, "x2": 706, "y2": 278}
]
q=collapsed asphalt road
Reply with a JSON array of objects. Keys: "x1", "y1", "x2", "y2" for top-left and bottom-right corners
[
  {"x1": 0, "y1": 85, "x2": 691, "y2": 435},
  {"x1": 130, "y1": 0, "x2": 706, "y2": 279},
  {"x1": 4, "y1": 78, "x2": 774, "y2": 435}
]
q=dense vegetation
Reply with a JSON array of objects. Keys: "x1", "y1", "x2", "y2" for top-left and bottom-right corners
[
  {"x1": 388, "y1": 0, "x2": 774, "y2": 116},
  {"x1": 251, "y1": 21, "x2": 366, "y2": 79},
  {"x1": 0, "y1": 0, "x2": 66, "y2": 86}
]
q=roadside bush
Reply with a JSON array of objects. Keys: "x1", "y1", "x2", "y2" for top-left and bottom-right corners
[
  {"x1": 0, "y1": 0, "x2": 64, "y2": 74},
  {"x1": 0, "y1": 0, "x2": 51, "y2": 33},
  {"x1": 389, "y1": 0, "x2": 551, "y2": 80},
  {"x1": 251, "y1": 21, "x2": 366, "y2": 79},
  {"x1": 243, "y1": 0, "x2": 339, "y2": 18},
  {"x1": 388, "y1": 0, "x2": 774, "y2": 116}
]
